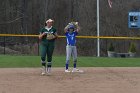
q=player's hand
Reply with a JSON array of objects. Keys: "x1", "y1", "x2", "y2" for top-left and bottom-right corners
[
  {"x1": 39, "y1": 32, "x2": 47, "y2": 39},
  {"x1": 42, "y1": 32, "x2": 47, "y2": 36}
]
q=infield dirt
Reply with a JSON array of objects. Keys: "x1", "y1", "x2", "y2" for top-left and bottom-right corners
[{"x1": 0, "y1": 67, "x2": 140, "y2": 93}]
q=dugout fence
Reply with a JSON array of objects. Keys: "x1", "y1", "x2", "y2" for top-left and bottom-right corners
[{"x1": 0, "y1": 34, "x2": 140, "y2": 57}]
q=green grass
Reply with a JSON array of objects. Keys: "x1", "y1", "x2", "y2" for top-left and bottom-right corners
[{"x1": 0, "y1": 55, "x2": 140, "y2": 68}]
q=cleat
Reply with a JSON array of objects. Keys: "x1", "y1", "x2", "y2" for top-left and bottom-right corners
[
  {"x1": 72, "y1": 68, "x2": 83, "y2": 73},
  {"x1": 41, "y1": 72, "x2": 46, "y2": 75},
  {"x1": 41, "y1": 66, "x2": 46, "y2": 75},
  {"x1": 46, "y1": 72, "x2": 51, "y2": 76},
  {"x1": 46, "y1": 67, "x2": 51, "y2": 75},
  {"x1": 65, "y1": 69, "x2": 71, "y2": 73}
]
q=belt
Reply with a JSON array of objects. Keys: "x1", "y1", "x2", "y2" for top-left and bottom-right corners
[{"x1": 67, "y1": 44, "x2": 75, "y2": 46}]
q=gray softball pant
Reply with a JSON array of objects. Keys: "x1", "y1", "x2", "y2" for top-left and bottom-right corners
[{"x1": 66, "y1": 45, "x2": 77, "y2": 64}]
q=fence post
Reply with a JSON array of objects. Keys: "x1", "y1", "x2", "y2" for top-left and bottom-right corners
[
  {"x1": 38, "y1": 38, "x2": 40, "y2": 56},
  {"x1": 4, "y1": 36, "x2": 5, "y2": 55}
]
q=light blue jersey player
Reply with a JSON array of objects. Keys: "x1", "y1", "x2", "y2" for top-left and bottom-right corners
[{"x1": 64, "y1": 23, "x2": 83, "y2": 73}]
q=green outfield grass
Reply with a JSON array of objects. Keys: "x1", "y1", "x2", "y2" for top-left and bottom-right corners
[{"x1": 0, "y1": 55, "x2": 140, "y2": 68}]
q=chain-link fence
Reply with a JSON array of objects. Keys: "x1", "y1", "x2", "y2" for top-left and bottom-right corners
[{"x1": 0, "y1": 36, "x2": 39, "y2": 55}]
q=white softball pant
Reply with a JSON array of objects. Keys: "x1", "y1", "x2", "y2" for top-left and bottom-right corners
[{"x1": 66, "y1": 45, "x2": 77, "y2": 64}]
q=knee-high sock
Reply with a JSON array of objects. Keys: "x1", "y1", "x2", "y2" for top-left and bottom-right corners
[
  {"x1": 47, "y1": 62, "x2": 52, "y2": 68},
  {"x1": 66, "y1": 60, "x2": 70, "y2": 70},
  {"x1": 41, "y1": 61, "x2": 46, "y2": 67},
  {"x1": 73, "y1": 60, "x2": 77, "y2": 68}
]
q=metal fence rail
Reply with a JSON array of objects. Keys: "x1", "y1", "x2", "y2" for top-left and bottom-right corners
[
  {"x1": 0, "y1": 34, "x2": 139, "y2": 56},
  {"x1": 0, "y1": 34, "x2": 140, "y2": 39}
]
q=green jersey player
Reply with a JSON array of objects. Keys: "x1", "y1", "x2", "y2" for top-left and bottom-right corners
[{"x1": 39, "y1": 19, "x2": 58, "y2": 75}]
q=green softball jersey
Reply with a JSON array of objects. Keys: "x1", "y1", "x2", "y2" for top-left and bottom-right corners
[{"x1": 39, "y1": 27, "x2": 57, "y2": 44}]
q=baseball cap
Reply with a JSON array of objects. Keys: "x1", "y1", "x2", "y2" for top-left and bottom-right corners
[{"x1": 68, "y1": 24, "x2": 74, "y2": 29}]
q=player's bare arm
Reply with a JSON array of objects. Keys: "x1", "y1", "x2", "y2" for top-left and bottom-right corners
[
  {"x1": 54, "y1": 32, "x2": 58, "y2": 39},
  {"x1": 76, "y1": 26, "x2": 80, "y2": 32},
  {"x1": 38, "y1": 32, "x2": 46, "y2": 40},
  {"x1": 64, "y1": 25, "x2": 69, "y2": 33},
  {"x1": 75, "y1": 22, "x2": 80, "y2": 32}
]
